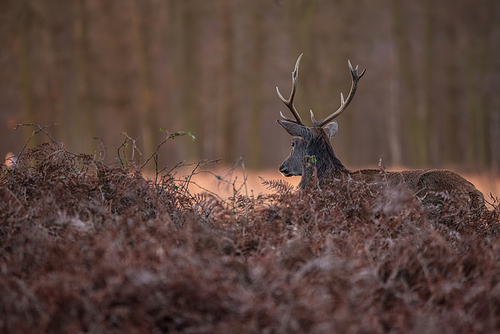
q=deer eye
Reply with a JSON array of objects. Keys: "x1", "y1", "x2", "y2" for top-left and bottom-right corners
[{"x1": 291, "y1": 142, "x2": 295, "y2": 147}]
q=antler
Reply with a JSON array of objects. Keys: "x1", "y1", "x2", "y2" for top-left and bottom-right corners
[
  {"x1": 310, "y1": 59, "x2": 366, "y2": 128},
  {"x1": 276, "y1": 53, "x2": 304, "y2": 125}
]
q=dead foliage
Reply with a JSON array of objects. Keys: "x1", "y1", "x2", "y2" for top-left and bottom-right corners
[{"x1": 1, "y1": 140, "x2": 500, "y2": 333}]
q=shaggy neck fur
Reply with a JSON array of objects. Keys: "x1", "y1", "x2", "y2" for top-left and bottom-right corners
[{"x1": 298, "y1": 127, "x2": 348, "y2": 189}]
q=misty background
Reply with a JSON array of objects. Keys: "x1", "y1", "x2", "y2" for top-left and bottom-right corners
[{"x1": 1, "y1": 0, "x2": 499, "y2": 172}]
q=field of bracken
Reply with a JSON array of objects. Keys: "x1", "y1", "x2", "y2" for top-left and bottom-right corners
[{"x1": 1, "y1": 139, "x2": 500, "y2": 334}]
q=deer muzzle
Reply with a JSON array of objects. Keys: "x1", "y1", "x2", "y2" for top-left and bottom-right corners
[{"x1": 279, "y1": 163, "x2": 295, "y2": 177}]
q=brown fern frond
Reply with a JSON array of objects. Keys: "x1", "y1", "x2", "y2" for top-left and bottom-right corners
[{"x1": 260, "y1": 177, "x2": 294, "y2": 194}]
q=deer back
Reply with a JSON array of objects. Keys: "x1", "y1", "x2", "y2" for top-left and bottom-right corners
[{"x1": 349, "y1": 168, "x2": 485, "y2": 210}]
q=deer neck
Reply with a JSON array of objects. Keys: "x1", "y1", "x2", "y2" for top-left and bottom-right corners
[{"x1": 298, "y1": 131, "x2": 348, "y2": 189}]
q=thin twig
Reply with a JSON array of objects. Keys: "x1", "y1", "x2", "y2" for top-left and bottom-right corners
[
  {"x1": 121, "y1": 132, "x2": 142, "y2": 170},
  {"x1": 93, "y1": 137, "x2": 106, "y2": 162},
  {"x1": 241, "y1": 156, "x2": 249, "y2": 198},
  {"x1": 141, "y1": 131, "x2": 195, "y2": 170},
  {"x1": 141, "y1": 136, "x2": 169, "y2": 169},
  {"x1": 14, "y1": 123, "x2": 60, "y2": 158},
  {"x1": 182, "y1": 161, "x2": 201, "y2": 196},
  {"x1": 185, "y1": 181, "x2": 227, "y2": 204}
]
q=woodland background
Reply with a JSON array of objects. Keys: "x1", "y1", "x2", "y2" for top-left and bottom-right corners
[{"x1": 0, "y1": 0, "x2": 499, "y2": 171}]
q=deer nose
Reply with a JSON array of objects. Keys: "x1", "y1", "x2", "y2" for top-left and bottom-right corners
[{"x1": 279, "y1": 164, "x2": 291, "y2": 176}]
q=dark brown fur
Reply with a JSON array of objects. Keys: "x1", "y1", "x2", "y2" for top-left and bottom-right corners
[{"x1": 296, "y1": 128, "x2": 485, "y2": 213}]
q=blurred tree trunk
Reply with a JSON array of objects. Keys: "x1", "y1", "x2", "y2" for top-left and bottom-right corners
[
  {"x1": 219, "y1": 0, "x2": 236, "y2": 163},
  {"x1": 18, "y1": 0, "x2": 37, "y2": 146},
  {"x1": 388, "y1": 43, "x2": 402, "y2": 166},
  {"x1": 464, "y1": 3, "x2": 490, "y2": 168},
  {"x1": 421, "y1": 0, "x2": 433, "y2": 166},
  {"x1": 391, "y1": 0, "x2": 427, "y2": 167},
  {"x1": 426, "y1": 2, "x2": 440, "y2": 166},
  {"x1": 443, "y1": 16, "x2": 459, "y2": 165},
  {"x1": 332, "y1": 0, "x2": 357, "y2": 166},
  {"x1": 249, "y1": 4, "x2": 265, "y2": 169},
  {"x1": 169, "y1": 0, "x2": 201, "y2": 161},
  {"x1": 129, "y1": 0, "x2": 155, "y2": 161},
  {"x1": 74, "y1": 0, "x2": 95, "y2": 151},
  {"x1": 181, "y1": 1, "x2": 202, "y2": 160},
  {"x1": 64, "y1": 0, "x2": 88, "y2": 154},
  {"x1": 39, "y1": 2, "x2": 66, "y2": 148},
  {"x1": 286, "y1": 0, "x2": 316, "y2": 109},
  {"x1": 169, "y1": 0, "x2": 185, "y2": 157},
  {"x1": 465, "y1": 43, "x2": 487, "y2": 168},
  {"x1": 487, "y1": 0, "x2": 500, "y2": 170}
]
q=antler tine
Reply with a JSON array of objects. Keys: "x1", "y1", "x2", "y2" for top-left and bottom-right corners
[
  {"x1": 312, "y1": 59, "x2": 366, "y2": 128},
  {"x1": 276, "y1": 53, "x2": 304, "y2": 125}
]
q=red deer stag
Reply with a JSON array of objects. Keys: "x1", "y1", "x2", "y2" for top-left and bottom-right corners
[{"x1": 276, "y1": 54, "x2": 485, "y2": 213}]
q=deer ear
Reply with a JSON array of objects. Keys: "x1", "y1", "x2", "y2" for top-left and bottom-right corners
[
  {"x1": 324, "y1": 121, "x2": 338, "y2": 138},
  {"x1": 277, "y1": 119, "x2": 312, "y2": 139}
]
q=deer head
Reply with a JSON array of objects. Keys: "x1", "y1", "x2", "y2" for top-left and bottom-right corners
[{"x1": 276, "y1": 54, "x2": 365, "y2": 187}]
